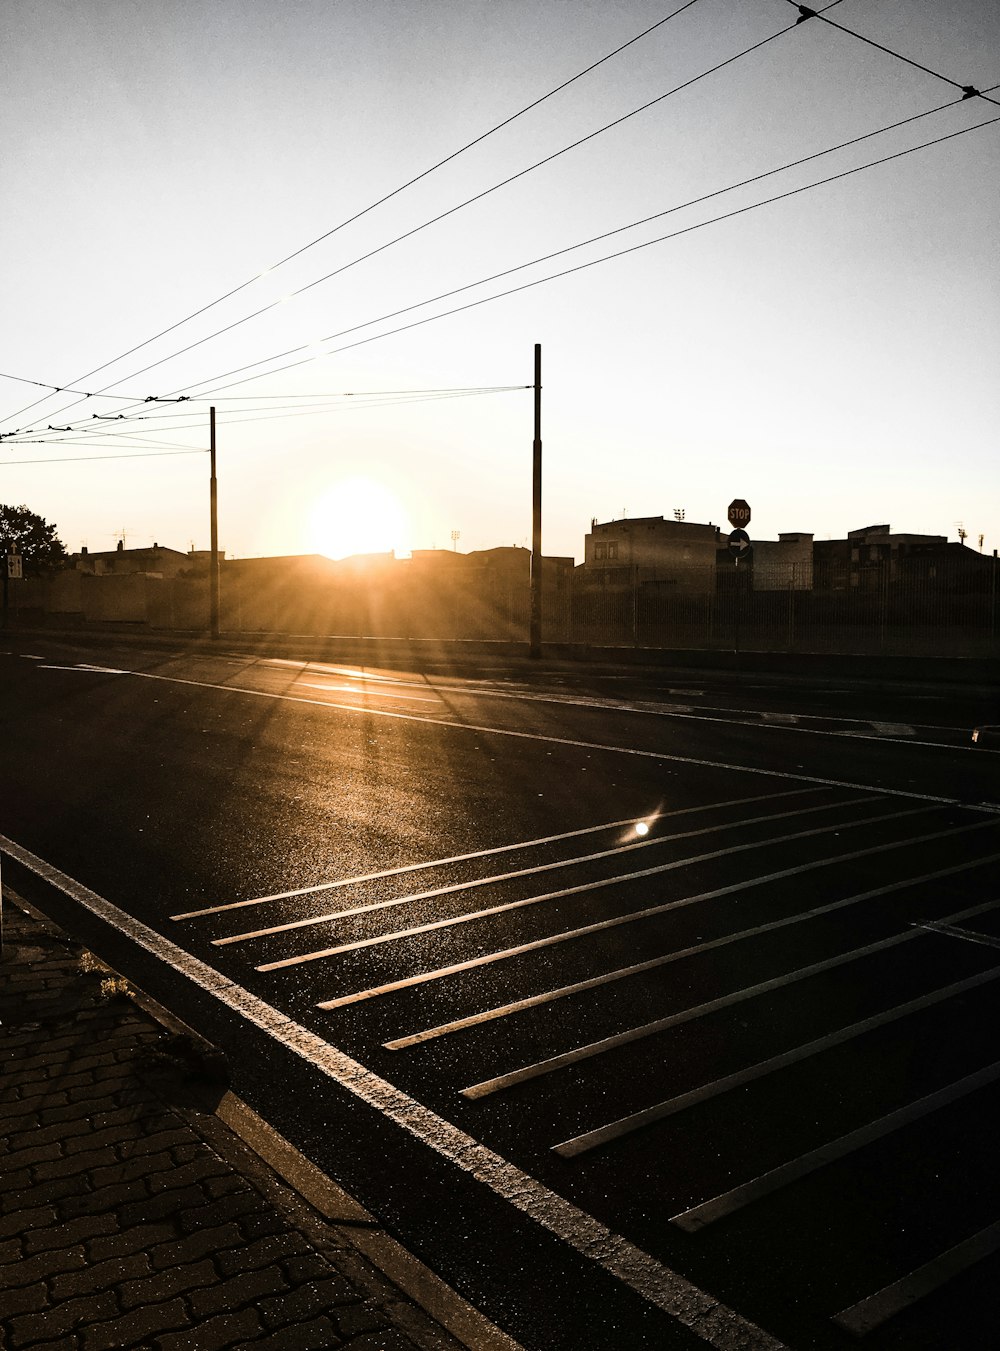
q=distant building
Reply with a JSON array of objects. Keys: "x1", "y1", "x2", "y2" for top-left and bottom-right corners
[
  {"x1": 582, "y1": 516, "x2": 717, "y2": 593},
  {"x1": 814, "y1": 524, "x2": 952, "y2": 592},
  {"x1": 70, "y1": 542, "x2": 193, "y2": 579},
  {"x1": 727, "y1": 531, "x2": 814, "y2": 591}
]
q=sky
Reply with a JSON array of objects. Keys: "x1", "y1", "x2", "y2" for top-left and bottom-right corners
[{"x1": 2, "y1": 0, "x2": 998, "y2": 564}]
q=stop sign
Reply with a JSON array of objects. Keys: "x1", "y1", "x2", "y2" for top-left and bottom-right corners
[{"x1": 728, "y1": 499, "x2": 751, "y2": 527}]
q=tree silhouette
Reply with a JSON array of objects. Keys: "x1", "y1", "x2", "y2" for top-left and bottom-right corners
[{"x1": 0, "y1": 503, "x2": 68, "y2": 576}]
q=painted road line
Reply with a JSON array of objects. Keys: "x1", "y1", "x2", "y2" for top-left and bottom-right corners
[
  {"x1": 385, "y1": 881, "x2": 1000, "y2": 1051},
  {"x1": 831, "y1": 1218, "x2": 1000, "y2": 1336},
  {"x1": 260, "y1": 805, "x2": 932, "y2": 970},
  {"x1": 299, "y1": 682, "x2": 442, "y2": 703},
  {"x1": 91, "y1": 667, "x2": 1000, "y2": 813},
  {"x1": 171, "y1": 789, "x2": 818, "y2": 921},
  {"x1": 672, "y1": 1061, "x2": 1000, "y2": 1234},
  {"x1": 222, "y1": 795, "x2": 874, "y2": 947},
  {"x1": 0, "y1": 832, "x2": 787, "y2": 1351},
  {"x1": 459, "y1": 899, "x2": 1000, "y2": 1098},
  {"x1": 318, "y1": 821, "x2": 1000, "y2": 1010},
  {"x1": 914, "y1": 920, "x2": 1000, "y2": 952},
  {"x1": 553, "y1": 965, "x2": 1000, "y2": 1159}
]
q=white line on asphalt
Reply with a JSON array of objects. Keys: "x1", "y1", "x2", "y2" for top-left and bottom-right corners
[
  {"x1": 672, "y1": 1061, "x2": 1000, "y2": 1233},
  {"x1": 385, "y1": 881, "x2": 1000, "y2": 1050},
  {"x1": 86, "y1": 666, "x2": 1000, "y2": 813},
  {"x1": 831, "y1": 1218, "x2": 1000, "y2": 1335},
  {"x1": 222, "y1": 795, "x2": 870, "y2": 948},
  {"x1": 554, "y1": 964, "x2": 1000, "y2": 1158},
  {"x1": 0, "y1": 832, "x2": 788, "y2": 1351},
  {"x1": 914, "y1": 920, "x2": 1000, "y2": 952},
  {"x1": 459, "y1": 899, "x2": 1000, "y2": 1098},
  {"x1": 259, "y1": 804, "x2": 926, "y2": 971},
  {"x1": 299, "y1": 682, "x2": 442, "y2": 703},
  {"x1": 171, "y1": 789, "x2": 818, "y2": 921},
  {"x1": 317, "y1": 819, "x2": 997, "y2": 1010}
]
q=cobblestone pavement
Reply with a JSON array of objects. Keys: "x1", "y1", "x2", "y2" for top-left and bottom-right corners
[{"x1": 0, "y1": 897, "x2": 483, "y2": 1351}]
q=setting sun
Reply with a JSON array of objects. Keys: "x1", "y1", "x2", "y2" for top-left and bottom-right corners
[{"x1": 306, "y1": 477, "x2": 411, "y2": 560}]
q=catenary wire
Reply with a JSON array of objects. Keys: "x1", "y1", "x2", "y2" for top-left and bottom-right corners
[
  {"x1": 165, "y1": 90, "x2": 972, "y2": 398},
  {"x1": 787, "y1": 1, "x2": 1000, "y2": 107},
  {"x1": 193, "y1": 111, "x2": 1000, "y2": 395},
  {"x1": 7, "y1": 0, "x2": 844, "y2": 434},
  {"x1": 0, "y1": 0, "x2": 704, "y2": 432}
]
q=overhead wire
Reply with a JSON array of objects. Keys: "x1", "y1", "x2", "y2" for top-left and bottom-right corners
[
  {"x1": 190, "y1": 110, "x2": 1000, "y2": 395},
  {"x1": 158, "y1": 89, "x2": 973, "y2": 399},
  {"x1": 5, "y1": 0, "x2": 844, "y2": 435},
  {"x1": 0, "y1": 0, "x2": 704, "y2": 433},
  {"x1": 786, "y1": 1, "x2": 1000, "y2": 108}
]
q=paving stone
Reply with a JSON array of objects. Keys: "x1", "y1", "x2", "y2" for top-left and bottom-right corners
[
  {"x1": 59, "y1": 1179, "x2": 149, "y2": 1219},
  {"x1": 147, "y1": 1222, "x2": 245, "y2": 1270},
  {"x1": 259, "y1": 1275, "x2": 361, "y2": 1328},
  {"x1": 91, "y1": 1149, "x2": 178, "y2": 1189},
  {"x1": 0, "y1": 1244, "x2": 87, "y2": 1289},
  {"x1": 187, "y1": 1265, "x2": 289, "y2": 1320},
  {"x1": 23, "y1": 1213, "x2": 118, "y2": 1256},
  {"x1": 145, "y1": 1157, "x2": 229, "y2": 1195},
  {"x1": 2, "y1": 1280, "x2": 53, "y2": 1318},
  {"x1": 330, "y1": 1301, "x2": 389, "y2": 1338},
  {"x1": 0, "y1": 1205, "x2": 58, "y2": 1241},
  {"x1": 154, "y1": 1306, "x2": 264, "y2": 1351},
  {"x1": 118, "y1": 1257, "x2": 218, "y2": 1311},
  {"x1": 8, "y1": 1289, "x2": 120, "y2": 1347},
  {"x1": 33, "y1": 1147, "x2": 122, "y2": 1183},
  {"x1": 246, "y1": 1315, "x2": 345, "y2": 1350},
  {"x1": 117, "y1": 1182, "x2": 208, "y2": 1228},
  {"x1": 215, "y1": 1233, "x2": 309, "y2": 1278},
  {"x1": 175, "y1": 1187, "x2": 264, "y2": 1235},
  {"x1": 89, "y1": 1222, "x2": 182, "y2": 1262},
  {"x1": 49, "y1": 1251, "x2": 151, "y2": 1300},
  {"x1": 80, "y1": 1296, "x2": 189, "y2": 1351}
]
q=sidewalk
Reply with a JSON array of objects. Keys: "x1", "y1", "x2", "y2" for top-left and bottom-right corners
[{"x1": 0, "y1": 896, "x2": 510, "y2": 1351}]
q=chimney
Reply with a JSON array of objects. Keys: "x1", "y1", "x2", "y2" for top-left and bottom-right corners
[
  {"x1": 116, "y1": 539, "x2": 124, "y2": 552},
  {"x1": 81, "y1": 545, "x2": 88, "y2": 555}
]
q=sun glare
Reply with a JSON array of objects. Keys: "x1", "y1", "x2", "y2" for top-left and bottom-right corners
[{"x1": 306, "y1": 477, "x2": 411, "y2": 559}]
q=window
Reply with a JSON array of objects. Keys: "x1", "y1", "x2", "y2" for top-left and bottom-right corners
[
  {"x1": 607, "y1": 541, "x2": 619, "y2": 560},
  {"x1": 594, "y1": 543, "x2": 607, "y2": 560}
]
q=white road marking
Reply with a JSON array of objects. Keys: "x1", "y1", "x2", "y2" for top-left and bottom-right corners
[
  {"x1": 259, "y1": 804, "x2": 923, "y2": 972},
  {"x1": 0, "y1": 832, "x2": 787, "y2": 1351},
  {"x1": 832, "y1": 1218, "x2": 1000, "y2": 1335},
  {"x1": 221, "y1": 795, "x2": 867, "y2": 948},
  {"x1": 385, "y1": 880, "x2": 1000, "y2": 1051},
  {"x1": 460, "y1": 899, "x2": 1000, "y2": 1098},
  {"x1": 914, "y1": 920, "x2": 1000, "y2": 952},
  {"x1": 68, "y1": 665, "x2": 1000, "y2": 813},
  {"x1": 299, "y1": 682, "x2": 441, "y2": 703},
  {"x1": 317, "y1": 819, "x2": 996, "y2": 1010},
  {"x1": 870, "y1": 721, "x2": 915, "y2": 736},
  {"x1": 172, "y1": 790, "x2": 817, "y2": 921},
  {"x1": 673, "y1": 1061, "x2": 1000, "y2": 1233},
  {"x1": 554, "y1": 964, "x2": 1000, "y2": 1159}
]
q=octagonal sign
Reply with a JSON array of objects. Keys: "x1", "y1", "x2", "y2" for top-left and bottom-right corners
[{"x1": 728, "y1": 499, "x2": 751, "y2": 527}]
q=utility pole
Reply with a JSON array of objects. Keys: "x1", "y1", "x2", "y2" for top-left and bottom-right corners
[
  {"x1": 209, "y1": 406, "x2": 220, "y2": 639},
  {"x1": 529, "y1": 343, "x2": 542, "y2": 659}
]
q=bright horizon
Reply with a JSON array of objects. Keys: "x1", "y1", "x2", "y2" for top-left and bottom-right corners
[{"x1": 3, "y1": 0, "x2": 998, "y2": 565}]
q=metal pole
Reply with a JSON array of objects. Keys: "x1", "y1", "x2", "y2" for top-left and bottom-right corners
[
  {"x1": 529, "y1": 343, "x2": 542, "y2": 658},
  {"x1": 209, "y1": 407, "x2": 220, "y2": 639}
]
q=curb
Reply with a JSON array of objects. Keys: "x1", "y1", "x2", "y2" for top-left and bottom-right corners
[{"x1": 2, "y1": 888, "x2": 523, "y2": 1351}]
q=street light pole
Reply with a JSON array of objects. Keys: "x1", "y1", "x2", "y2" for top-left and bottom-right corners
[
  {"x1": 529, "y1": 343, "x2": 542, "y2": 659},
  {"x1": 209, "y1": 406, "x2": 220, "y2": 639}
]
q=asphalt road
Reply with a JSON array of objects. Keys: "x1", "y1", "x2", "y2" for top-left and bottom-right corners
[{"x1": 2, "y1": 633, "x2": 999, "y2": 1351}]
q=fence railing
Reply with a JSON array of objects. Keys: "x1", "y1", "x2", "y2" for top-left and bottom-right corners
[{"x1": 9, "y1": 556, "x2": 1000, "y2": 658}]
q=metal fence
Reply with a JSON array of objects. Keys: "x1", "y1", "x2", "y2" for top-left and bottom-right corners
[{"x1": 570, "y1": 558, "x2": 1000, "y2": 657}]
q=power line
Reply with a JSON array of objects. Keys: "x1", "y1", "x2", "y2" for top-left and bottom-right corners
[
  {"x1": 8, "y1": 0, "x2": 842, "y2": 432},
  {"x1": 0, "y1": 0, "x2": 703, "y2": 433},
  {"x1": 1, "y1": 386, "x2": 532, "y2": 449},
  {"x1": 788, "y1": 1, "x2": 1000, "y2": 108},
  {"x1": 192, "y1": 110, "x2": 1000, "y2": 396},
  {"x1": 0, "y1": 385, "x2": 529, "y2": 442},
  {"x1": 162, "y1": 90, "x2": 986, "y2": 399}
]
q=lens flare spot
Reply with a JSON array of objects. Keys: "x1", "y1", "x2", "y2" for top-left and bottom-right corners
[{"x1": 634, "y1": 821, "x2": 650, "y2": 836}]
